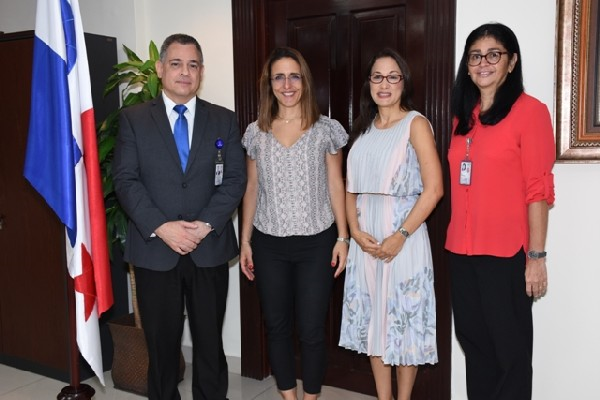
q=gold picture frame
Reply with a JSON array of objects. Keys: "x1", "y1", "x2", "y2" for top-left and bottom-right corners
[{"x1": 556, "y1": 0, "x2": 600, "y2": 162}]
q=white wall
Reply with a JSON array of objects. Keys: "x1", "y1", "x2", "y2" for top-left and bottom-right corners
[
  {"x1": 455, "y1": 1, "x2": 600, "y2": 400},
  {"x1": 3, "y1": 0, "x2": 599, "y2": 398}
]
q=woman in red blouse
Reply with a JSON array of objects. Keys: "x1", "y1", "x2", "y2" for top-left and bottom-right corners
[{"x1": 446, "y1": 23, "x2": 555, "y2": 400}]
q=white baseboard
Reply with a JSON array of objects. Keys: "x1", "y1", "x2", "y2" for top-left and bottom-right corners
[{"x1": 226, "y1": 355, "x2": 241, "y2": 375}]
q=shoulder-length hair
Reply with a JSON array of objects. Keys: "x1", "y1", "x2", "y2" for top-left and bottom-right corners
[
  {"x1": 257, "y1": 47, "x2": 320, "y2": 132},
  {"x1": 350, "y1": 48, "x2": 415, "y2": 143},
  {"x1": 451, "y1": 22, "x2": 524, "y2": 135}
]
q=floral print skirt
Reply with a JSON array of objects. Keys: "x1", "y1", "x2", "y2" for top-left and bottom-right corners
[{"x1": 339, "y1": 193, "x2": 438, "y2": 366}]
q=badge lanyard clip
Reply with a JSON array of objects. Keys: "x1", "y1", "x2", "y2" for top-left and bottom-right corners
[
  {"x1": 215, "y1": 138, "x2": 224, "y2": 186},
  {"x1": 459, "y1": 137, "x2": 472, "y2": 186}
]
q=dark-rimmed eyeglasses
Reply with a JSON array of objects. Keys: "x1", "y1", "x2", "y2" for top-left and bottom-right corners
[
  {"x1": 271, "y1": 73, "x2": 302, "y2": 85},
  {"x1": 369, "y1": 74, "x2": 404, "y2": 84},
  {"x1": 467, "y1": 51, "x2": 508, "y2": 66}
]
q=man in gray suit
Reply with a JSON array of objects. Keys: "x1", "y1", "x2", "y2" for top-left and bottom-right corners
[{"x1": 113, "y1": 33, "x2": 246, "y2": 400}]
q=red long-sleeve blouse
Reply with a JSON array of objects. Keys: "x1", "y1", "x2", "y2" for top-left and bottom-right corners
[{"x1": 445, "y1": 93, "x2": 555, "y2": 257}]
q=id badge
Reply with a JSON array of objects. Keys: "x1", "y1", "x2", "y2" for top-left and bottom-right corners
[
  {"x1": 214, "y1": 137, "x2": 225, "y2": 186},
  {"x1": 459, "y1": 160, "x2": 472, "y2": 185},
  {"x1": 214, "y1": 162, "x2": 224, "y2": 186}
]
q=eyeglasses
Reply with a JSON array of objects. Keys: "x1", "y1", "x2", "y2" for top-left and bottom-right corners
[
  {"x1": 369, "y1": 74, "x2": 404, "y2": 84},
  {"x1": 271, "y1": 73, "x2": 302, "y2": 85},
  {"x1": 467, "y1": 51, "x2": 509, "y2": 66}
]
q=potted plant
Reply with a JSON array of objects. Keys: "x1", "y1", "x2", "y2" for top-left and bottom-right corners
[{"x1": 99, "y1": 41, "x2": 184, "y2": 395}]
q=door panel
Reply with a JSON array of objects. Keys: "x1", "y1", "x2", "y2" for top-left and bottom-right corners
[
  {"x1": 0, "y1": 31, "x2": 123, "y2": 383},
  {"x1": 287, "y1": 16, "x2": 336, "y2": 114},
  {"x1": 0, "y1": 33, "x2": 70, "y2": 378},
  {"x1": 233, "y1": 0, "x2": 454, "y2": 397}
]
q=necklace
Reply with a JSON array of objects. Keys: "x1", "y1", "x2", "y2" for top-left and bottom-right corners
[{"x1": 276, "y1": 115, "x2": 301, "y2": 124}]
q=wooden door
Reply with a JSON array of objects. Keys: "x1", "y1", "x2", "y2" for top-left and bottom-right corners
[
  {"x1": 0, "y1": 31, "x2": 124, "y2": 382},
  {"x1": 233, "y1": 1, "x2": 454, "y2": 397},
  {"x1": 0, "y1": 32, "x2": 71, "y2": 380}
]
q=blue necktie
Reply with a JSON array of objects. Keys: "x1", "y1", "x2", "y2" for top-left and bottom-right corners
[{"x1": 173, "y1": 104, "x2": 189, "y2": 171}]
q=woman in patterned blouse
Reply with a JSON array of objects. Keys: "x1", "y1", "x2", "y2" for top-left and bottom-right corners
[{"x1": 239, "y1": 47, "x2": 349, "y2": 400}]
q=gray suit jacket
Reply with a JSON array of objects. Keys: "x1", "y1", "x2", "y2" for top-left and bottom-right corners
[{"x1": 113, "y1": 95, "x2": 247, "y2": 271}]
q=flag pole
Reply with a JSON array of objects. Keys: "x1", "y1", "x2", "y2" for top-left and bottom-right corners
[
  {"x1": 57, "y1": 274, "x2": 95, "y2": 400},
  {"x1": 26, "y1": 0, "x2": 114, "y2": 393},
  {"x1": 25, "y1": 0, "x2": 114, "y2": 394}
]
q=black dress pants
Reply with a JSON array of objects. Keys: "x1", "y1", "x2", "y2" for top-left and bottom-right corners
[
  {"x1": 449, "y1": 250, "x2": 533, "y2": 400},
  {"x1": 135, "y1": 256, "x2": 229, "y2": 400},
  {"x1": 252, "y1": 225, "x2": 336, "y2": 394}
]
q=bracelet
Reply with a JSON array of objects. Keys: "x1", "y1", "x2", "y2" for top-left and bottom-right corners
[
  {"x1": 397, "y1": 227, "x2": 410, "y2": 239},
  {"x1": 336, "y1": 237, "x2": 350, "y2": 245}
]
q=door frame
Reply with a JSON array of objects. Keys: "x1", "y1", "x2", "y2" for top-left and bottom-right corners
[{"x1": 232, "y1": 0, "x2": 456, "y2": 396}]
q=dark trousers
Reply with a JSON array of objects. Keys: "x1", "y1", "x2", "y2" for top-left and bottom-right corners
[
  {"x1": 252, "y1": 225, "x2": 336, "y2": 394},
  {"x1": 135, "y1": 256, "x2": 229, "y2": 400},
  {"x1": 449, "y1": 250, "x2": 533, "y2": 400}
]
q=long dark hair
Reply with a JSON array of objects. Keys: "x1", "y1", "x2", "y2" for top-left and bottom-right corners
[
  {"x1": 451, "y1": 23, "x2": 524, "y2": 135},
  {"x1": 257, "y1": 47, "x2": 320, "y2": 132},
  {"x1": 350, "y1": 48, "x2": 415, "y2": 144}
]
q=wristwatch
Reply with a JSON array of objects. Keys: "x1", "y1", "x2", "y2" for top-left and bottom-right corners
[
  {"x1": 336, "y1": 237, "x2": 350, "y2": 245},
  {"x1": 527, "y1": 250, "x2": 547, "y2": 259},
  {"x1": 397, "y1": 227, "x2": 410, "y2": 239}
]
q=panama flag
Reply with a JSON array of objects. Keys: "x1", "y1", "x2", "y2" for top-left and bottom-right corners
[{"x1": 23, "y1": 0, "x2": 113, "y2": 385}]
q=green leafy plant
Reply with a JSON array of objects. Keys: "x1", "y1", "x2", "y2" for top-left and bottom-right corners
[
  {"x1": 97, "y1": 41, "x2": 161, "y2": 328},
  {"x1": 98, "y1": 41, "x2": 161, "y2": 251}
]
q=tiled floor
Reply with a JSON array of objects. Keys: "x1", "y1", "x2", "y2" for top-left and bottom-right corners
[{"x1": 0, "y1": 362, "x2": 376, "y2": 399}]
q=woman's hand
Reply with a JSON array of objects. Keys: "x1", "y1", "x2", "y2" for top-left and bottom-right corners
[
  {"x1": 239, "y1": 241, "x2": 255, "y2": 281},
  {"x1": 331, "y1": 241, "x2": 349, "y2": 278},
  {"x1": 352, "y1": 230, "x2": 381, "y2": 257},
  {"x1": 374, "y1": 233, "x2": 405, "y2": 263},
  {"x1": 526, "y1": 201, "x2": 550, "y2": 298},
  {"x1": 525, "y1": 258, "x2": 548, "y2": 298}
]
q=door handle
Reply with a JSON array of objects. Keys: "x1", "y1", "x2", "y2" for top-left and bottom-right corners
[{"x1": 0, "y1": 214, "x2": 4, "y2": 230}]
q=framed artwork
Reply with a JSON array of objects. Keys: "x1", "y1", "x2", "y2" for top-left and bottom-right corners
[{"x1": 556, "y1": 0, "x2": 600, "y2": 162}]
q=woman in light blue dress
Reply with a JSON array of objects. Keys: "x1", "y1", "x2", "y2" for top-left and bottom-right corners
[{"x1": 339, "y1": 48, "x2": 443, "y2": 400}]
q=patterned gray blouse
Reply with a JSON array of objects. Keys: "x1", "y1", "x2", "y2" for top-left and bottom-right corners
[{"x1": 242, "y1": 115, "x2": 348, "y2": 237}]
